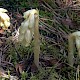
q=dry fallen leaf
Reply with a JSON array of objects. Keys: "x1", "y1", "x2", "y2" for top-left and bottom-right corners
[
  {"x1": 0, "y1": 29, "x2": 4, "y2": 34},
  {"x1": 0, "y1": 67, "x2": 9, "y2": 78}
]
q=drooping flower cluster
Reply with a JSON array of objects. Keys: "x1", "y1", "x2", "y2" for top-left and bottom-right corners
[
  {"x1": 18, "y1": 9, "x2": 39, "y2": 46},
  {"x1": 0, "y1": 8, "x2": 10, "y2": 30}
]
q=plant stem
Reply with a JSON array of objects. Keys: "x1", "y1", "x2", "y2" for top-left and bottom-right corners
[{"x1": 34, "y1": 11, "x2": 40, "y2": 68}]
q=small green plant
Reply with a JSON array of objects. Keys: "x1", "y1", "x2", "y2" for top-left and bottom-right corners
[
  {"x1": 21, "y1": 71, "x2": 28, "y2": 80},
  {"x1": 30, "y1": 75, "x2": 38, "y2": 80}
]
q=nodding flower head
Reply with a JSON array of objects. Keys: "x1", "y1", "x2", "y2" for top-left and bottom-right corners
[
  {"x1": 23, "y1": 9, "x2": 38, "y2": 20},
  {"x1": 18, "y1": 9, "x2": 39, "y2": 46},
  {"x1": 0, "y1": 8, "x2": 10, "y2": 30},
  {"x1": 0, "y1": 8, "x2": 8, "y2": 13}
]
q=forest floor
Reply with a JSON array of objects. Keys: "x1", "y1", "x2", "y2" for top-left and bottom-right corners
[{"x1": 0, "y1": 0, "x2": 80, "y2": 80}]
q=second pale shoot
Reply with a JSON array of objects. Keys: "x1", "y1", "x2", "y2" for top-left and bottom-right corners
[{"x1": 68, "y1": 31, "x2": 80, "y2": 66}]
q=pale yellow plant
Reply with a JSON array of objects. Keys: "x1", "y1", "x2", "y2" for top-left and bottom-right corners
[
  {"x1": 0, "y1": 8, "x2": 10, "y2": 30},
  {"x1": 12, "y1": 9, "x2": 40, "y2": 67}
]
